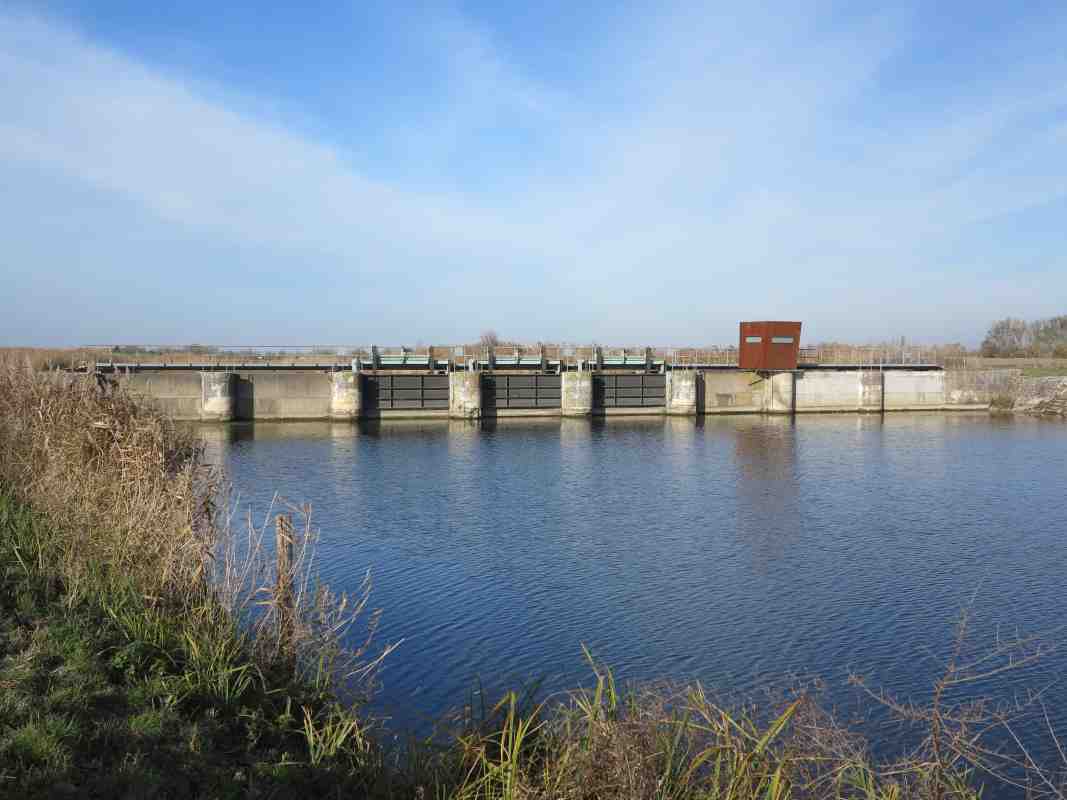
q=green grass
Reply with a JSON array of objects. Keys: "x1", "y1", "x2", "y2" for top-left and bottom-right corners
[
  {"x1": 1021, "y1": 367, "x2": 1067, "y2": 378},
  {"x1": 0, "y1": 495, "x2": 381, "y2": 799}
]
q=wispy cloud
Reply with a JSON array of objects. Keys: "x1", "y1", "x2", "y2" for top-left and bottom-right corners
[{"x1": 1, "y1": 4, "x2": 1065, "y2": 346}]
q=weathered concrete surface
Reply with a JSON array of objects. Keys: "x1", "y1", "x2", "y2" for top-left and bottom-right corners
[
  {"x1": 665, "y1": 370, "x2": 699, "y2": 415},
  {"x1": 121, "y1": 367, "x2": 1025, "y2": 422},
  {"x1": 378, "y1": 408, "x2": 450, "y2": 420},
  {"x1": 704, "y1": 369, "x2": 1008, "y2": 414},
  {"x1": 200, "y1": 372, "x2": 236, "y2": 422},
  {"x1": 329, "y1": 372, "x2": 360, "y2": 420},
  {"x1": 125, "y1": 371, "x2": 202, "y2": 420},
  {"x1": 794, "y1": 370, "x2": 881, "y2": 412},
  {"x1": 763, "y1": 372, "x2": 794, "y2": 414},
  {"x1": 561, "y1": 371, "x2": 593, "y2": 417},
  {"x1": 239, "y1": 371, "x2": 332, "y2": 420},
  {"x1": 1014, "y1": 377, "x2": 1067, "y2": 417},
  {"x1": 702, "y1": 371, "x2": 765, "y2": 413},
  {"x1": 449, "y1": 371, "x2": 482, "y2": 419},
  {"x1": 494, "y1": 408, "x2": 561, "y2": 418},
  {"x1": 884, "y1": 371, "x2": 945, "y2": 410}
]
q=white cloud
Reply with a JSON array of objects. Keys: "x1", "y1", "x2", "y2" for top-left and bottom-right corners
[{"x1": 1, "y1": 5, "x2": 1065, "y2": 346}]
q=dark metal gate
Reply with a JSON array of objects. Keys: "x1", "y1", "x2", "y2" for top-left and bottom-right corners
[
  {"x1": 594, "y1": 374, "x2": 665, "y2": 408},
  {"x1": 363, "y1": 374, "x2": 449, "y2": 411},
  {"x1": 482, "y1": 374, "x2": 561, "y2": 410}
]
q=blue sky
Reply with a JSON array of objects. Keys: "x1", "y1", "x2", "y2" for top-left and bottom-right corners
[{"x1": 2, "y1": 1, "x2": 1065, "y2": 347}]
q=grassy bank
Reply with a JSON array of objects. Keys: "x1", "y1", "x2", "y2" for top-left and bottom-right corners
[
  {"x1": 0, "y1": 495, "x2": 379, "y2": 797},
  {"x1": 0, "y1": 363, "x2": 1060, "y2": 799}
]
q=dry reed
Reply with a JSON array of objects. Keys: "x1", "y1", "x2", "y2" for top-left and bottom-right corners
[{"x1": 0, "y1": 357, "x2": 389, "y2": 706}]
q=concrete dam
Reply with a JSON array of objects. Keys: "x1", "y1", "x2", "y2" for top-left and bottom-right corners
[{"x1": 108, "y1": 364, "x2": 1015, "y2": 422}]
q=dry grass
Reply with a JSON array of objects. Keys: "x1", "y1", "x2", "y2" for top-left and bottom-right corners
[
  {"x1": 0, "y1": 347, "x2": 91, "y2": 371},
  {"x1": 0, "y1": 361, "x2": 207, "y2": 599},
  {"x1": 0, "y1": 357, "x2": 390, "y2": 725}
]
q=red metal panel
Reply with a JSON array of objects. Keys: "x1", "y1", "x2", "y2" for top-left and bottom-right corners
[{"x1": 738, "y1": 321, "x2": 802, "y2": 370}]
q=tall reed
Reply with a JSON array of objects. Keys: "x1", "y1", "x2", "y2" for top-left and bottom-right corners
[{"x1": 0, "y1": 359, "x2": 388, "y2": 715}]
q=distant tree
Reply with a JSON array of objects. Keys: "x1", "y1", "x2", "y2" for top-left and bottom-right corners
[
  {"x1": 480, "y1": 330, "x2": 500, "y2": 348},
  {"x1": 980, "y1": 318, "x2": 1029, "y2": 357},
  {"x1": 1031, "y1": 315, "x2": 1067, "y2": 354},
  {"x1": 980, "y1": 315, "x2": 1067, "y2": 357}
]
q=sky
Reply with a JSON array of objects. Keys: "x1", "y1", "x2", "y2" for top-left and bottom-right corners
[{"x1": 1, "y1": 1, "x2": 1065, "y2": 347}]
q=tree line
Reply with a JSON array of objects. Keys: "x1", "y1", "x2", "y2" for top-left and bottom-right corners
[{"x1": 981, "y1": 314, "x2": 1067, "y2": 357}]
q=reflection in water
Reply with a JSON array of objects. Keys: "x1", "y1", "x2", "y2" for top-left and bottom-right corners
[
  {"x1": 729, "y1": 417, "x2": 799, "y2": 573},
  {"x1": 211, "y1": 414, "x2": 1067, "y2": 762}
]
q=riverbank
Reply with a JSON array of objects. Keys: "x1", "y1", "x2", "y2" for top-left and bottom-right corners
[
  {"x1": 0, "y1": 363, "x2": 1060, "y2": 798},
  {"x1": 1009, "y1": 376, "x2": 1067, "y2": 417},
  {"x1": 0, "y1": 364, "x2": 387, "y2": 796},
  {"x1": 0, "y1": 495, "x2": 375, "y2": 796}
]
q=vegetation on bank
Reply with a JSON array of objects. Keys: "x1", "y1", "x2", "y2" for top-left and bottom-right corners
[
  {"x1": 0, "y1": 496, "x2": 374, "y2": 796},
  {"x1": 1, "y1": 362, "x2": 1064, "y2": 799}
]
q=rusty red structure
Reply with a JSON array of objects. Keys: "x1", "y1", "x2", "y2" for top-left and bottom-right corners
[{"x1": 738, "y1": 321, "x2": 803, "y2": 370}]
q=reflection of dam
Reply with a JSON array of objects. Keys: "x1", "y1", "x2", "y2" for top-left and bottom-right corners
[{"x1": 114, "y1": 364, "x2": 1018, "y2": 422}]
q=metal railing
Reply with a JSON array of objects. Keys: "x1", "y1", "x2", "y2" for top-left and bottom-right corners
[{"x1": 76, "y1": 341, "x2": 962, "y2": 372}]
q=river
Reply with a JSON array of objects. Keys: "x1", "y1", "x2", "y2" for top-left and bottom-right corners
[{"x1": 202, "y1": 413, "x2": 1067, "y2": 760}]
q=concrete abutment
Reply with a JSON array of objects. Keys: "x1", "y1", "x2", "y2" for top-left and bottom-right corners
[
  {"x1": 449, "y1": 372, "x2": 482, "y2": 419},
  {"x1": 200, "y1": 372, "x2": 236, "y2": 422},
  {"x1": 329, "y1": 372, "x2": 361, "y2": 420},
  {"x1": 665, "y1": 370, "x2": 699, "y2": 415},
  {"x1": 561, "y1": 371, "x2": 593, "y2": 417}
]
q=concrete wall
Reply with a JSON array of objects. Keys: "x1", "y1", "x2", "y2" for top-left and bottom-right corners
[
  {"x1": 126, "y1": 370, "x2": 335, "y2": 420},
  {"x1": 125, "y1": 371, "x2": 202, "y2": 420},
  {"x1": 236, "y1": 371, "x2": 332, "y2": 420},
  {"x1": 702, "y1": 371, "x2": 766, "y2": 413},
  {"x1": 702, "y1": 369, "x2": 1008, "y2": 414},
  {"x1": 764, "y1": 372, "x2": 794, "y2": 414},
  {"x1": 794, "y1": 370, "x2": 881, "y2": 412},
  {"x1": 883, "y1": 371, "x2": 945, "y2": 410},
  {"x1": 121, "y1": 367, "x2": 1014, "y2": 422}
]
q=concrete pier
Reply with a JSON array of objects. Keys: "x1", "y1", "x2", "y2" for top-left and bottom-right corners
[
  {"x1": 764, "y1": 372, "x2": 795, "y2": 414},
  {"x1": 200, "y1": 372, "x2": 235, "y2": 422},
  {"x1": 665, "y1": 370, "x2": 699, "y2": 415},
  {"x1": 449, "y1": 372, "x2": 482, "y2": 419},
  {"x1": 329, "y1": 372, "x2": 361, "y2": 420},
  {"x1": 561, "y1": 371, "x2": 593, "y2": 417}
]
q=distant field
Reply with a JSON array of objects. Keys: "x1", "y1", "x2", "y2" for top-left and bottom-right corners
[
  {"x1": 1021, "y1": 366, "x2": 1067, "y2": 378},
  {"x1": 963, "y1": 356, "x2": 1067, "y2": 370},
  {"x1": 0, "y1": 348, "x2": 87, "y2": 370}
]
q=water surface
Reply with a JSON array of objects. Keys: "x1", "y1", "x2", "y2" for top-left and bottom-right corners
[{"x1": 203, "y1": 414, "x2": 1067, "y2": 754}]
